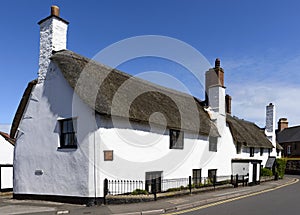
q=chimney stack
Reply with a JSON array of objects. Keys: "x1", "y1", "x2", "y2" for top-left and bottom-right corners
[
  {"x1": 265, "y1": 103, "x2": 275, "y2": 132},
  {"x1": 278, "y1": 118, "x2": 288, "y2": 131},
  {"x1": 38, "y1": 5, "x2": 69, "y2": 82},
  {"x1": 205, "y1": 58, "x2": 226, "y2": 133},
  {"x1": 225, "y1": 94, "x2": 232, "y2": 114}
]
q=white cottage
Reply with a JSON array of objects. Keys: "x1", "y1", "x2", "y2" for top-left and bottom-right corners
[
  {"x1": 11, "y1": 6, "x2": 281, "y2": 204},
  {"x1": 0, "y1": 131, "x2": 14, "y2": 191}
]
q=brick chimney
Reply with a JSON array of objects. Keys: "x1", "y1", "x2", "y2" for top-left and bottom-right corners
[
  {"x1": 205, "y1": 58, "x2": 226, "y2": 133},
  {"x1": 205, "y1": 58, "x2": 225, "y2": 101},
  {"x1": 225, "y1": 94, "x2": 232, "y2": 115},
  {"x1": 278, "y1": 118, "x2": 288, "y2": 131},
  {"x1": 38, "y1": 5, "x2": 69, "y2": 82}
]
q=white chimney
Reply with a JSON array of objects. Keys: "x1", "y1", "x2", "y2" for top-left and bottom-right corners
[
  {"x1": 265, "y1": 103, "x2": 277, "y2": 156},
  {"x1": 205, "y1": 58, "x2": 226, "y2": 133},
  {"x1": 38, "y1": 5, "x2": 69, "y2": 82}
]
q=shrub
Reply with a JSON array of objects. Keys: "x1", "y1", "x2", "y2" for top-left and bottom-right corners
[
  {"x1": 261, "y1": 168, "x2": 273, "y2": 177},
  {"x1": 276, "y1": 158, "x2": 287, "y2": 179},
  {"x1": 131, "y1": 189, "x2": 148, "y2": 195},
  {"x1": 166, "y1": 186, "x2": 187, "y2": 192}
]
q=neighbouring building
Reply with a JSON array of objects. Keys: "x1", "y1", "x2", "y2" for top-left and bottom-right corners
[
  {"x1": 277, "y1": 118, "x2": 300, "y2": 158},
  {"x1": 0, "y1": 131, "x2": 14, "y2": 191},
  {"x1": 11, "y1": 6, "x2": 280, "y2": 204}
]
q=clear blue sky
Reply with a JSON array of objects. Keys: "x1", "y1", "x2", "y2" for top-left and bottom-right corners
[{"x1": 1, "y1": 0, "x2": 300, "y2": 133}]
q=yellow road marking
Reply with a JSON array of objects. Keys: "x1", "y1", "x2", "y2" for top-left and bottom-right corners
[{"x1": 164, "y1": 178, "x2": 299, "y2": 215}]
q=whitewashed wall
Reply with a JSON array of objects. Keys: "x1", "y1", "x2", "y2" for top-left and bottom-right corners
[
  {"x1": 13, "y1": 62, "x2": 97, "y2": 198},
  {"x1": 14, "y1": 62, "x2": 272, "y2": 198},
  {"x1": 0, "y1": 135, "x2": 14, "y2": 190}
]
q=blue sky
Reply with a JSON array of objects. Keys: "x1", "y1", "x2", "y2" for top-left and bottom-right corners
[{"x1": 1, "y1": 0, "x2": 300, "y2": 133}]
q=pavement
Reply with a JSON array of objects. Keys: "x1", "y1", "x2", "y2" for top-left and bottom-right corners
[{"x1": 0, "y1": 176, "x2": 298, "y2": 215}]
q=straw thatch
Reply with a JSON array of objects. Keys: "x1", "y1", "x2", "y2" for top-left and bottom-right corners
[
  {"x1": 10, "y1": 79, "x2": 37, "y2": 138},
  {"x1": 50, "y1": 50, "x2": 219, "y2": 137},
  {"x1": 226, "y1": 114, "x2": 273, "y2": 148}
]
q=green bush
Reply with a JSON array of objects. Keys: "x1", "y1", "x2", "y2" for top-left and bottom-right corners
[
  {"x1": 276, "y1": 158, "x2": 287, "y2": 179},
  {"x1": 261, "y1": 168, "x2": 273, "y2": 177},
  {"x1": 131, "y1": 189, "x2": 149, "y2": 195},
  {"x1": 166, "y1": 186, "x2": 187, "y2": 192}
]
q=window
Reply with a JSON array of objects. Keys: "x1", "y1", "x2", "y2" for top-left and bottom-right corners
[
  {"x1": 209, "y1": 136, "x2": 218, "y2": 152},
  {"x1": 59, "y1": 118, "x2": 77, "y2": 148},
  {"x1": 236, "y1": 143, "x2": 242, "y2": 154},
  {"x1": 104, "y1": 150, "x2": 113, "y2": 161},
  {"x1": 268, "y1": 148, "x2": 272, "y2": 156},
  {"x1": 260, "y1": 148, "x2": 264, "y2": 156},
  {"x1": 208, "y1": 169, "x2": 217, "y2": 183},
  {"x1": 250, "y1": 147, "x2": 254, "y2": 157},
  {"x1": 169, "y1": 129, "x2": 184, "y2": 149},
  {"x1": 276, "y1": 149, "x2": 280, "y2": 157},
  {"x1": 145, "y1": 171, "x2": 162, "y2": 193},
  {"x1": 193, "y1": 169, "x2": 201, "y2": 185},
  {"x1": 287, "y1": 145, "x2": 291, "y2": 155}
]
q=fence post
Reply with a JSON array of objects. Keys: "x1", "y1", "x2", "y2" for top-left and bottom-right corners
[
  {"x1": 235, "y1": 174, "x2": 239, "y2": 188},
  {"x1": 103, "y1": 178, "x2": 108, "y2": 204},
  {"x1": 213, "y1": 175, "x2": 216, "y2": 190},
  {"x1": 151, "y1": 178, "x2": 157, "y2": 201},
  {"x1": 242, "y1": 175, "x2": 245, "y2": 187},
  {"x1": 188, "y1": 176, "x2": 192, "y2": 194}
]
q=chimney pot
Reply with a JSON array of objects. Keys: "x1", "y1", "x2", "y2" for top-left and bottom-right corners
[
  {"x1": 51, "y1": 5, "x2": 60, "y2": 17},
  {"x1": 225, "y1": 94, "x2": 232, "y2": 114},
  {"x1": 215, "y1": 58, "x2": 221, "y2": 68}
]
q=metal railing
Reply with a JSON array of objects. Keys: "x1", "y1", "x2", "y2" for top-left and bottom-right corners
[{"x1": 106, "y1": 179, "x2": 144, "y2": 195}]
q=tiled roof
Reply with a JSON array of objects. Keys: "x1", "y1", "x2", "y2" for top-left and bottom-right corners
[{"x1": 277, "y1": 126, "x2": 300, "y2": 143}]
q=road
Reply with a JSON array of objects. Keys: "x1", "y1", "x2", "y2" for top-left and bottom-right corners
[
  {"x1": 176, "y1": 175, "x2": 300, "y2": 215},
  {"x1": 0, "y1": 176, "x2": 298, "y2": 215}
]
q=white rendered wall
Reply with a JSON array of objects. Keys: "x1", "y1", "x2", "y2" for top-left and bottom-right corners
[
  {"x1": 13, "y1": 63, "x2": 97, "y2": 198},
  {"x1": 0, "y1": 135, "x2": 14, "y2": 189},
  {"x1": 96, "y1": 117, "x2": 239, "y2": 197},
  {"x1": 0, "y1": 135, "x2": 13, "y2": 164}
]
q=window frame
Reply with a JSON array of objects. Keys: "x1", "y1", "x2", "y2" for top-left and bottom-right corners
[
  {"x1": 260, "y1": 148, "x2": 264, "y2": 156},
  {"x1": 287, "y1": 145, "x2": 291, "y2": 155},
  {"x1": 236, "y1": 142, "x2": 242, "y2": 154},
  {"x1": 192, "y1": 169, "x2": 202, "y2": 185},
  {"x1": 169, "y1": 129, "x2": 184, "y2": 149},
  {"x1": 209, "y1": 136, "x2": 218, "y2": 152},
  {"x1": 58, "y1": 117, "x2": 78, "y2": 149},
  {"x1": 250, "y1": 147, "x2": 255, "y2": 157}
]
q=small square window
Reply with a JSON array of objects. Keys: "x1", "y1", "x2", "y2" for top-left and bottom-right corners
[
  {"x1": 169, "y1": 129, "x2": 184, "y2": 149},
  {"x1": 104, "y1": 150, "x2": 113, "y2": 161},
  {"x1": 59, "y1": 118, "x2": 77, "y2": 148}
]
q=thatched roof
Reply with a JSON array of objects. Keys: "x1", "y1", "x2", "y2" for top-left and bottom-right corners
[
  {"x1": 50, "y1": 50, "x2": 219, "y2": 137},
  {"x1": 226, "y1": 114, "x2": 273, "y2": 148},
  {"x1": 10, "y1": 79, "x2": 37, "y2": 138},
  {"x1": 0, "y1": 131, "x2": 15, "y2": 145}
]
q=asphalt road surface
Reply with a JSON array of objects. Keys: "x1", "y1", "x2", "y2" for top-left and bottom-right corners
[{"x1": 178, "y1": 175, "x2": 300, "y2": 215}]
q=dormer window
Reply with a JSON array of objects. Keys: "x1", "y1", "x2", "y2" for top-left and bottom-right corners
[
  {"x1": 209, "y1": 136, "x2": 218, "y2": 152},
  {"x1": 169, "y1": 129, "x2": 184, "y2": 149}
]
